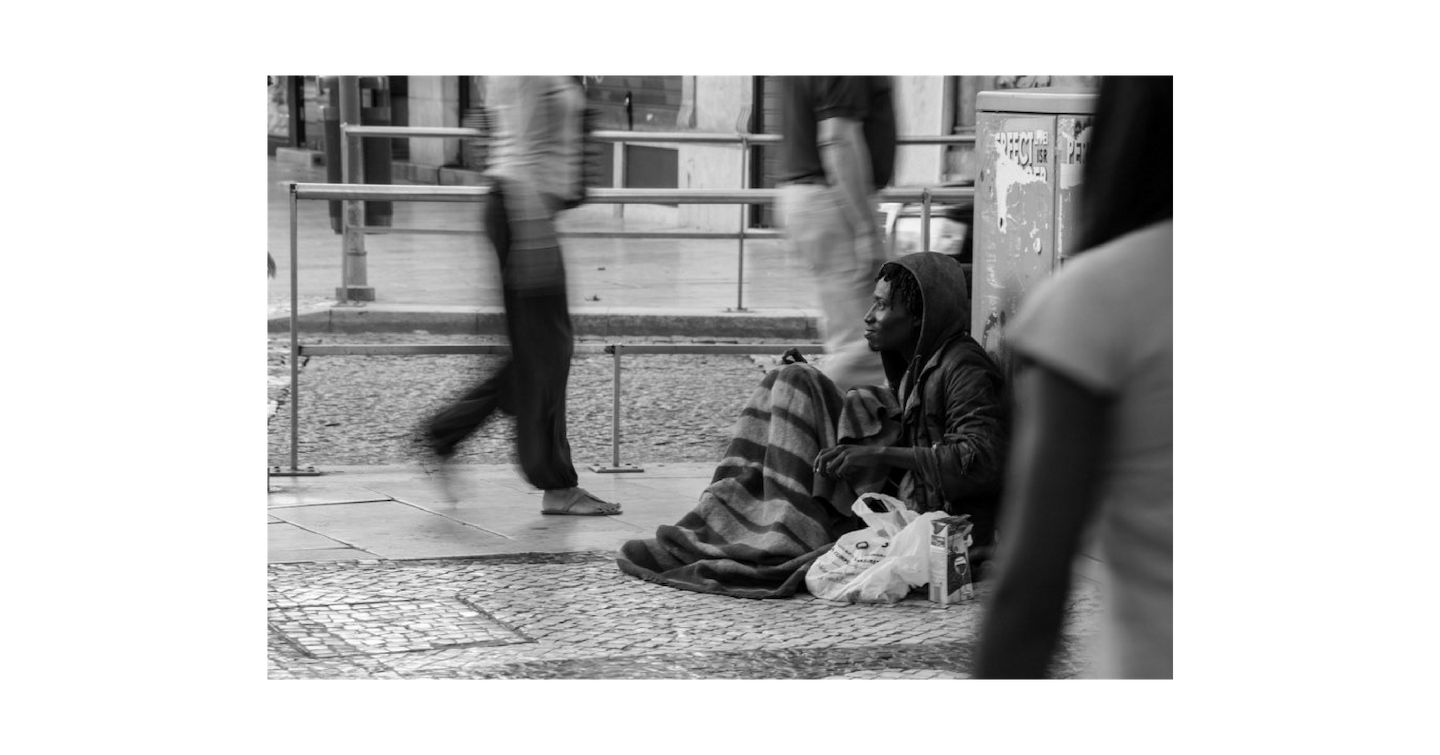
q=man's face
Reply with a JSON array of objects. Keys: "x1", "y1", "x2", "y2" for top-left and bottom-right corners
[{"x1": 864, "y1": 277, "x2": 918, "y2": 352}]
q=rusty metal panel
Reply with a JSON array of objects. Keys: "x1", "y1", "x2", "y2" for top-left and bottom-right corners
[
  {"x1": 1056, "y1": 114, "x2": 1093, "y2": 263},
  {"x1": 973, "y1": 111, "x2": 1057, "y2": 367},
  {"x1": 972, "y1": 89, "x2": 1096, "y2": 369}
]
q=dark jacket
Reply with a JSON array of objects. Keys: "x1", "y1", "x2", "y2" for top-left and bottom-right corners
[{"x1": 881, "y1": 253, "x2": 1007, "y2": 543}]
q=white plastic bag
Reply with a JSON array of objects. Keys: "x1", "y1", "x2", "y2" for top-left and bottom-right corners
[
  {"x1": 852, "y1": 492, "x2": 913, "y2": 533},
  {"x1": 862, "y1": 509, "x2": 948, "y2": 593},
  {"x1": 806, "y1": 494, "x2": 944, "y2": 603}
]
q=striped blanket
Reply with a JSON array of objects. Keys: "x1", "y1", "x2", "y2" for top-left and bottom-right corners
[{"x1": 617, "y1": 364, "x2": 902, "y2": 598}]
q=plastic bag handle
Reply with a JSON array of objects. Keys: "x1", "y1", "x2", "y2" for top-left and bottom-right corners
[{"x1": 852, "y1": 493, "x2": 916, "y2": 533}]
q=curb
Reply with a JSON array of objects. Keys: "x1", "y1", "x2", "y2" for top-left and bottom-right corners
[{"x1": 267, "y1": 304, "x2": 821, "y2": 340}]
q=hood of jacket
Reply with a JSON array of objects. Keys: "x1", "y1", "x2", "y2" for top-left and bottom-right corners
[{"x1": 880, "y1": 252, "x2": 971, "y2": 394}]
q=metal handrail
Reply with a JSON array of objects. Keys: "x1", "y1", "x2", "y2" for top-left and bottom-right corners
[
  {"x1": 288, "y1": 341, "x2": 827, "y2": 472},
  {"x1": 342, "y1": 124, "x2": 976, "y2": 146},
  {"x1": 297, "y1": 181, "x2": 972, "y2": 264},
  {"x1": 291, "y1": 182, "x2": 974, "y2": 204},
  {"x1": 282, "y1": 179, "x2": 973, "y2": 473},
  {"x1": 353, "y1": 227, "x2": 787, "y2": 240},
  {"x1": 281, "y1": 119, "x2": 976, "y2": 475},
  {"x1": 334, "y1": 123, "x2": 974, "y2": 306}
]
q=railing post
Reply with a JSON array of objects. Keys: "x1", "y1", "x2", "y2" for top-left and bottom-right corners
[
  {"x1": 337, "y1": 76, "x2": 374, "y2": 302},
  {"x1": 267, "y1": 85, "x2": 272, "y2": 498},
  {"x1": 611, "y1": 345, "x2": 621, "y2": 466},
  {"x1": 588, "y1": 344, "x2": 642, "y2": 473},
  {"x1": 732, "y1": 135, "x2": 749, "y2": 312},
  {"x1": 289, "y1": 184, "x2": 300, "y2": 472},
  {"x1": 921, "y1": 187, "x2": 932, "y2": 252},
  {"x1": 266, "y1": 206, "x2": 269, "y2": 495},
  {"x1": 272, "y1": 183, "x2": 320, "y2": 478},
  {"x1": 612, "y1": 141, "x2": 626, "y2": 220}
]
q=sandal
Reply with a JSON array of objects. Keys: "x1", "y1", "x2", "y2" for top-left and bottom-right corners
[{"x1": 541, "y1": 487, "x2": 622, "y2": 516}]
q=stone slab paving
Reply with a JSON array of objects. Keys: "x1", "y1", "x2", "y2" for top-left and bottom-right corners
[{"x1": 268, "y1": 553, "x2": 1100, "y2": 680}]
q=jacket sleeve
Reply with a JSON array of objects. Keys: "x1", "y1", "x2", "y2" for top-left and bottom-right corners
[{"x1": 911, "y1": 358, "x2": 1008, "y2": 503}]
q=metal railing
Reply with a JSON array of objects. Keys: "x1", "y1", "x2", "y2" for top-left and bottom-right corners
[
  {"x1": 275, "y1": 123, "x2": 975, "y2": 476},
  {"x1": 337, "y1": 123, "x2": 976, "y2": 310},
  {"x1": 291, "y1": 340, "x2": 825, "y2": 474},
  {"x1": 279, "y1": 181, "x2": 970, "y2": 476}
]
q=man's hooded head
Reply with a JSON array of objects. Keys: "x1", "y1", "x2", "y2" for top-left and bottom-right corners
[{"x1": 870, "y1": 252, "x2": 971, "y2": 392}]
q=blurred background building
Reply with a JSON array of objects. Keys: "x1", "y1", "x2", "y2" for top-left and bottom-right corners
[{"x1": 266, "y1": 75, "x2": 1097, "y2": 232}]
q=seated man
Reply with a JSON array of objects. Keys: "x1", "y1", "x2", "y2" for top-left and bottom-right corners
[{"x1": 617, "y1": 252, "x2": 1007, "y2": 598}]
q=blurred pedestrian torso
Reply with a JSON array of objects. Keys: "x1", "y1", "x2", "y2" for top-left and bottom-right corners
[
  {"x1": 778, "y1": 76, "x2": 896, "y2": 191},
  {"x1": 486, "y1": 76, "x2": 585, "y2": 211}
]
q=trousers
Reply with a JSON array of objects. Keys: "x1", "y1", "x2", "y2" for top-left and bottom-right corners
[
  {"x1": 425, "y1": 178, "x2": 579, "y2": 490},
  {"x1": 777, "y1": 183, "x2": 887, "y2": 391}
]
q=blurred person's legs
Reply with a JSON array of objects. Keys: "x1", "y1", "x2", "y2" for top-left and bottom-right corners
[
  {"x1": 778, "y1": 183, "x2": 886, "y2": 391},
  {"x1": 423, "y1": 186, "x2": 524, "y2": 466},
  {"x1": 425, "y1": 177, "x2": 617, "y2": 514},
  {"x1": 424, "y1": 180, "x2": 521, "y2": 461},
  {"x1": 500, "y1": 252, "x2": 577, "y2": 492},
  {"x1": 424, "y1": 364, "x2": 510, "y2": 460}
]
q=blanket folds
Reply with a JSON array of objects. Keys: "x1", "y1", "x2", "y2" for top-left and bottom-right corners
[{"x1": 616, "y1": 364, "x2": 901, "y2": 598}]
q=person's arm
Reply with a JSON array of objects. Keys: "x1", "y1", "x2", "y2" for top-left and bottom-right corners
[
  {"x1": 817, "y1": 354, "x2": 1005, "y2": 486},
  {"x1": 814, "y1": 443, "x2": 915, "y2": 480},
  {"x1": 817, "y1": 117, "x2": 884, "y2": 265},
  {"x1": 911, "y1": 359, "x2": 1007, "y2": 502},
  {"x1": 973, "y1": 363, "x2": 1110, "y2": 678}
]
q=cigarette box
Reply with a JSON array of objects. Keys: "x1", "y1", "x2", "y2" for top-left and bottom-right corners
[{"x1": 928, "y1": 515, "x2": 974, "y2": 604}]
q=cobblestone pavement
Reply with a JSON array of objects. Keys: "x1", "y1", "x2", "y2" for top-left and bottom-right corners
[
  {"x1": 266, "y1": 335, "x2": 1101, "y2": 680},
  {"x1": 268, "y1": 553, "x2": 1099, "y2": 680},
  {"x1": 269, "y1": 333, "x2": 808, "y2": 468}
]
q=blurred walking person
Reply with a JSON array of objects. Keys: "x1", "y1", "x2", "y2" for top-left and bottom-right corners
[
  {"x1": 975, "y1": 76, "x2": 1172, "y2": 678},
  {"x1": 776, "y1": 76, "x2": 897, "y2": 391},
  {"x1": 422, "y1": 76, "x2": 620, "y2": 516}
]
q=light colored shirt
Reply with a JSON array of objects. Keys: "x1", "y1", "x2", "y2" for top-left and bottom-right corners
[
  {"x1": 1008, "y1": 219, "x2": 1173, "y2": 679},
  {"x1": 486, "y1": 76, "x2": 584, "y2": 210}
]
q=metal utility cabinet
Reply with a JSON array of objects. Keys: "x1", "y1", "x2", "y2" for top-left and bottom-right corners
[{"x1": 972, "y1": 88, "x2": 1097, "y2": 369}]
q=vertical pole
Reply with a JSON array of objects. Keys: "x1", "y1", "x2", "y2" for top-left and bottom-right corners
[
  {"x1": 921, "y1": 188, "x2": 932, "y2": 252},
  {"x1": 611, "y1": 346, "x2": 622, "y2": 467},
  {"x1": 287, "y1": 76, "x2": 305, "y2": 149},
  {"x1": 338, "y1": 76, "x2": 369, "y2": 302},
  {"x1": 289, "y1": 184, "x2": 300, "y2": 472},
  {"x1": 266, "y1": 242, "x2": 269, "y2": 492},
  {"x1": 269, "y1": 81, "x2": 273, "y2": 495},
  {"x1": 735, "y1": 137, "x2": 748, "y2": 311},
  {"x1": 589, "y1": 343, "x2": 641, "y2": 473},
  {"x1": 339, "y1": 123, "x2": 350, "y2": 301},
  {"x1": 612, "y1": 141, "x2": 626, "y2": 219}
]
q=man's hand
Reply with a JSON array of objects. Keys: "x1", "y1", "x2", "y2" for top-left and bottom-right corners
[{"x1": 813, "y1": 444, "x2": 884, "y2": 480}]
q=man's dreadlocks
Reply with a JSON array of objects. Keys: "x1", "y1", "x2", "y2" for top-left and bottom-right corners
[{"x1": 877, "y1": 262, "x2": 923, "y2": 322}]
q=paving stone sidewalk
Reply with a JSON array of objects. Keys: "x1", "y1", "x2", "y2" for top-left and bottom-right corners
[
  {"x1": 268, "y1": 553, "x2": 1100, "y2": 680},
  {"x1": 266, "y1": 311, "x2": 1103, "y2": 679}
]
